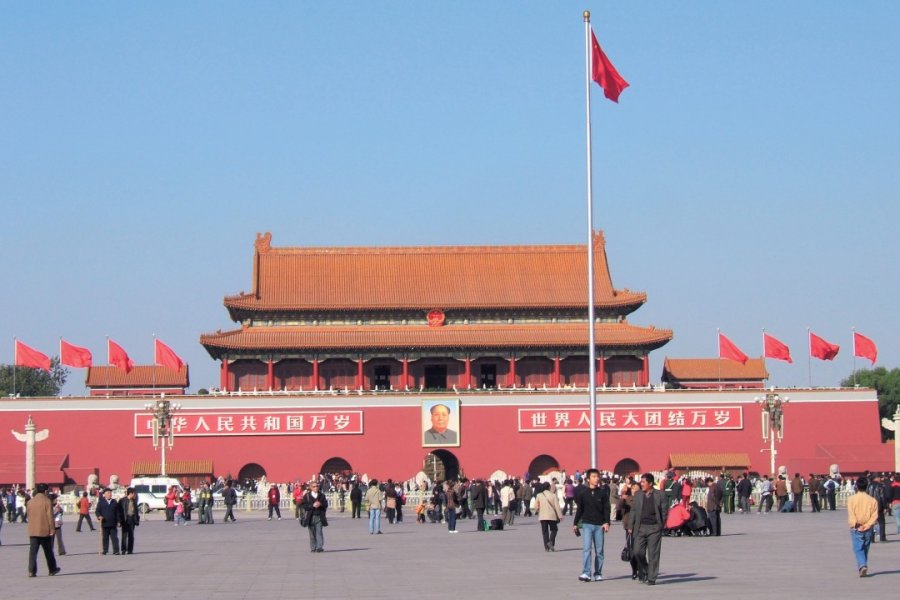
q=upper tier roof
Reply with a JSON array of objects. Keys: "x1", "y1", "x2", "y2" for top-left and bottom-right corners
[{"x1": 223, "y1": 231, "x2": 648, "y2": 314}]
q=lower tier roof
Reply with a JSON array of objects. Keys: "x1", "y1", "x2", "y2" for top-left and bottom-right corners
[{"x1": 200, "y1": 322, "x2": 673, "y2": 358}]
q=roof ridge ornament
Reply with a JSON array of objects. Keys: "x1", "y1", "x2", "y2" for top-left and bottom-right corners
[{"x1": 255, "y1": 232, "x2": 272, "y2": 254}]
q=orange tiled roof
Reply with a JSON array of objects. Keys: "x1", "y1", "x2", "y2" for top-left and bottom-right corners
[
  {"x1": 132, "y1": 460, "x2": 213, "y2": 476},
  {"x1": 85, "y1": 365, "x2": 189, "y2": 388},
  {"x1": 669, "y1": 453, "x2": 751, "y2": 468},
  {"x1": 200, "y1": 322, "x2": 673, "y2": 356},
  {"x1": 223, "y1": 231, "x2": 647, "y2": 313},
  {"x1": 662, "y1": 358, "x2": 768, "y2": 381}
]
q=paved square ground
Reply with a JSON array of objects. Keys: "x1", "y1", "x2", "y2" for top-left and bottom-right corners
[{"x1": 1, "y1": 507, "x2": 897, "y2": 598}]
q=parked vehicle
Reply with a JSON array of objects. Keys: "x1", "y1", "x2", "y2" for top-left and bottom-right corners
[{"x1": 129, "y1": 477, "x2": 184, "y2": 514}]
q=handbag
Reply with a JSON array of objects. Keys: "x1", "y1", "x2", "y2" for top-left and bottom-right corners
[
  {"x1": 621, "y1": 532, "x2": 633, "y2": 562},
  {"x1": 321, "y1": 515, "x2": 328, "y2": 527},
  {"x1": 299, "y1": 513, "x2": 310, "y2": 527}
]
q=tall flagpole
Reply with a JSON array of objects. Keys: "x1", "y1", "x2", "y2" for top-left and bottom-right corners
[
  {"x1": 152, "y1": 334, "x2": 157, "y2": 395},
  {"x1": 716, "y1": 328, "x2": 722, "y2": 387},
  {"x1": 851, "y1": 326, "x2": 857, "y2": 386},
  {"x1": 806, "y1": 327, "x2": 812, "y2": 388},
  {"x1": 12, "y1": 337, "x2": 17, "y2": 397},
  {"x1": 584, "y1": 11, "x2": 598, "y2": 470}
]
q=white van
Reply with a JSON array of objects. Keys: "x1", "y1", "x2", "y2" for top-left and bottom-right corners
[{"x1": 129, "y1": 477, "x2": 183, "y2": 514}]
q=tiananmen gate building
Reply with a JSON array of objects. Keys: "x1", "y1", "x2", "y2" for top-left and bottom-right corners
[{"x1": 0, "y1": 232, "x2": 892, "y2": 487}]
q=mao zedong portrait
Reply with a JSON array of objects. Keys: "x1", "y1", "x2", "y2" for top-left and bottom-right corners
[{"x1": 423, "y1": 403, "x2": 458, "y2": 445}]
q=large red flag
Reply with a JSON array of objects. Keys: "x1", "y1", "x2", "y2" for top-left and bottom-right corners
[
  {"x1": 719, "y1": 332, "x2": 749, "y2": 364},
  {"x1": 155, "y1": 338, "x2": 184, "y2": 371},
  {"x1": 809, "y1": 332, "x2": 840, "y2": 361},
  {"x1": 853, "y1": 332, "x2": 877, "y2": 365},
  {"x1": 108, "y1": 339, "x2": 134, "y2": 373},
  {"x1": 14, "y1": 340, "x2": 51, "y2": 372},
  {"x1": 60, "y1": 339, "x2": 92, "y2": 368},
  {"x1": 763, "y1": 333, "x2": 793, "y2": 364},
  {"x1": 591, "y1": 28, "x2": 629, "y2": 103}
]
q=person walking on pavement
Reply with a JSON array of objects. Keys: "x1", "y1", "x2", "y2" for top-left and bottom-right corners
[
  {"x1": 847, "y1": 476, "x2": 879, "y2": 577},
  {"x1": 26, "y1": 483, "x2": 60, "y2": 577},
  {"x1": 75, "y1": 491, "x2": 95, "y2": 532},
  {"x1": 572, "y1": 469, "x2": 611, "y2": 582},
  {"x1": 631, "y1": 473, "x2": 667, "y2": 586},
  {"x1": 267, "y1": 483, "x2": 282, "y2": 520},
  {"x1": 119, "y1": 487, "x2": 140, "y2": 554},
  {"x1": 300, "y1": 480, "x2": 328, "y2": 552}
]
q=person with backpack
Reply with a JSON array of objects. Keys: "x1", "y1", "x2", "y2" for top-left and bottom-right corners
[{"x1": 75, "y1": 491, "x2": 95, "y2": 532}]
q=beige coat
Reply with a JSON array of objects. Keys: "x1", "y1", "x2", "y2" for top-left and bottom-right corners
[
  {"x1": 26, "y1": 492, "x2": 55, "y2": 537},
  {"x1": 534, "y1": 490, "x2": 563, "y2": 522}
]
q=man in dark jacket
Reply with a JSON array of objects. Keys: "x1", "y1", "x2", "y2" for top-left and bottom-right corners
[
  {"x1": 119, "y1": 487, "x2": 140, "y2": 555},
  {"x1": 222, "y1": 481, "x2": 238, "y2": 523},
  {"x1": 95, "y1": 487, "x2": 121, "y2": 555},
  {"x1": 349, "y1": 482, "x2": 362, "y2": 519},
  {"x1": 26, "y1": 483, "x2": 60, "y2": 577},
  {"x1": 470, "y1": 479, "x2": 487, "y2": 531},
  {"x1": 736, "y1": 472, "x2": 753, "y2": 514},
  {"x1": 705, "y1": 477, "x2": 723, "y2": 536},
  {"x1": 572, "y1": 469, "x2": 611, "y2": 582},
  {"x1": 631, "y1": 473, "x2": 668, "y2": 585},
  {"x1": 867, "y1": 474, "x2": 888, "y2": 542}
]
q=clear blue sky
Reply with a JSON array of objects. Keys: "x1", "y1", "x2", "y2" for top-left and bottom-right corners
[{"x1": 2, "y1": 2, "x2": 897, "y2": 394}]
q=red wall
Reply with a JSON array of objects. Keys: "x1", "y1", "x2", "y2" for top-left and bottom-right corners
[{"x1": 0, "y1": 388, "x2": 886, "y2": 485}]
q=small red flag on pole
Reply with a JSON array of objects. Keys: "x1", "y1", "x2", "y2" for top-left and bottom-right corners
[
  {"x1": 60, "y1": 339, "x2": 93, "y2": 368},
  {"x1": 809, "y1": 332, "x2": 840, "y2": 361},
  {"x1": 155, "y1": 338, "x2": 184, "y2": 371},
  {"x1": 763, "y1": 333, "x2": 793, "y2": 363},
  {"x1": 15, "y1": 340, "x2": 51, "y2": 372},
  {"x1": 853, "y1": 332, "x2": 877, "y2": 365},
  {"x1": 108, "y1": 338, "x2": 134, "y2": 373},
  {"x1": 719, "y1": 332, "x2": 749, "y2": 364},
  {"x1": 590, "y1": 28, "x2": 629, "y2": 103}
]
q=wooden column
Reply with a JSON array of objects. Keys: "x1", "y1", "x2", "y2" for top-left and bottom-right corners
[
  {"x1": 312, "y1": 358, "x2": 319, "y2": 391},
  {"x1": 597, "y1": 356, "x2": 606, "y2": 387},
  {"x1": 464, "y1": 355, "x2": 471, "y2": 389},
  {"x1": 553, "y1": 355, "x2": 561, "y2": 387},
  {"x1": 508, "y1": 356, "x2": 516, "y2": 387},
  {"x1": 220, "y1": 359, "x2": 229, "y2": 392},
  {"x1": 357, "y1": 357, "x2": 364, "y2": 390},
  {"x1": 642, "y1": 355, "x2": 650, "y2": 387},
  {"x1": 266, "y1": 358, "x2": 274, "y2": 390},
  {"x1": 402, "y1": 356, "x2": 409, "y2": 390}
]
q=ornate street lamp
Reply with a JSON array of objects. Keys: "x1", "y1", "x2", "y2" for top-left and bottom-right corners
[
  {"x1": 755, "y1": 391, "x2": 788, "y2": 475},
  {"x1": 144, "y1": 398, "x2": 181, "y2": 477}
]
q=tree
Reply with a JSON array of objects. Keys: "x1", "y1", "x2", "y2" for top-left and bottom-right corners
[
  {"x1": 0, "y1": 358, "x2": 68, "y2": 397},
  {"x1": 841, "y1": 367, "x2": 900, "y2": 441}
]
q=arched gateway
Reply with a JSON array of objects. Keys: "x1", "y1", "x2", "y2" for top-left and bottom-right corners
[
  {"x1": 423, "y1": 450, "x2": 459, "y2": 481},
  {"x1": 528, "y1": 454, "x2": 560, "y2": 477}
]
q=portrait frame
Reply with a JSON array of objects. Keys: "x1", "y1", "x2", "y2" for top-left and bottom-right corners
[{"x1": 421, "y1": 398, "x2": 461, "y2": 448}]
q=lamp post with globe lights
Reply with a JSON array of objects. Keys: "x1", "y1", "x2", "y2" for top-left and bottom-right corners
[
  {"x1": 755, "y1": 391, "x2": 788, "y2": 475},
  {"x1": 144, "y1": 398, "x2": 181, "y2": 477}
]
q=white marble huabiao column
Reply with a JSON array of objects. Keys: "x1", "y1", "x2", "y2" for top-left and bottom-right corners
[{"x1": 11, "y1": 415, "x2": 49, "y2": 492}]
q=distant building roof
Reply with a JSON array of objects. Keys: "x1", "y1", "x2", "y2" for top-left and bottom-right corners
[
  {"x1": 662, "y1": 358, "x2": 768, "y2": 385},
  {"x1": 85, "y1": 365, "x2": 189, "y2": 389}
]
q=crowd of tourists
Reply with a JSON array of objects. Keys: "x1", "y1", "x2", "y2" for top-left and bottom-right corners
[{"x1": 2, "y1": 468, "x2": 898, "y2": 581}]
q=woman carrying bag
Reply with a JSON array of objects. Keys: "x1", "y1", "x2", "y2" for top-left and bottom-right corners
[
  {"x1": 535, "y1": 482, "x2": 564, "y2": 551},
  {"x1": 300, "y1": 481, "x2": 329, "y2": 553},
  {"x1": 619, "y1": 481, "x2": 641, "y2": 579}
]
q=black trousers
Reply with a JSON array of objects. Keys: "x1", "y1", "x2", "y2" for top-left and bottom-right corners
[
  {"x1": 121, "y1": 521, "x2": 135, "y2": 554},
  {"x1": 28, "y1": 536, "x2": 58, "y2": 575},
  {"x1": 475, "y1": 508, "x2": 486, "y2": 530},
  {"x1": 539, "y1": 520, "x2": 558, "y2": 549},
  {"x1": 809, "y1": 493, "x2": 820, "y2": 512},
  {"x1": 708, "y1": 509, "x2": 721, "y2": 536},
  {"x1": 634, "y1": 523, "x2": 662, "y2": 583},
  {"x1": 224, "y1": 505, "x2": 236, "y2": 522},
  {"x1": 351, "y1": 501, "x2": 361, "y2": 518},
  {"x1": 793, "y1": 492, "x2": 803, "y2": 511},
  {"x1": 101, "y1": 526, "x2": 120, "y2": 554}
]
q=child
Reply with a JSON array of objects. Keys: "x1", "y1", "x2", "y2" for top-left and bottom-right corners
[
  {"x1": 174, "y1": 496, "x2": 186, "y2": 526},
  {"x1": 415, "y1": 502, "x2": 426, "y2": 524}
]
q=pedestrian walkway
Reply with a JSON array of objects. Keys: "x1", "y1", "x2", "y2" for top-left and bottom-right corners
[{"x1": 0, "y1": 508, "x2": 896, "y2": 598}]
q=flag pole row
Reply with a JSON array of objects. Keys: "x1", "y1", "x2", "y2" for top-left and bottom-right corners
[
  {"x1": 717, "y1": 330, "x2": 878, "y2": 365},
  {"x1": 11, "y1": 337, "x2": 185, "y2": 373}
]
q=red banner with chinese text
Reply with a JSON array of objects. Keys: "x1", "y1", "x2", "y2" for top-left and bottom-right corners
[
  {"x1": 134, "y1": 410, "x2": 363, "y2": 437},
  {"x1": 518, "y1": 406, "x2": 743, "y2": 432}
]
